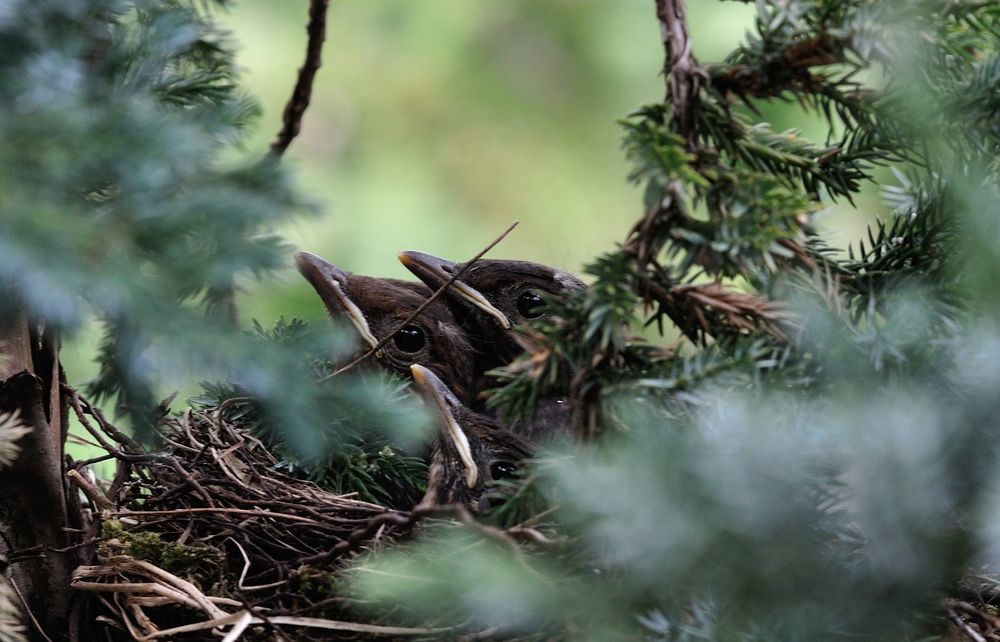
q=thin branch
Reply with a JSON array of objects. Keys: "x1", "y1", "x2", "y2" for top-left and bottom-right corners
[
  {"x1": 948, "y1": 599, "x2": 1000, "y2": 632},
  {"x1": 63, "y1": 384, "x2": 137, "y2": 452},
  {"x1": 258, "y1": 615, "x2": 450, "y2": 636},
  {"x1": 948, "y1": 608, "x2": 988, "y2": 642},
  {"x1": 325, "y1": 220, "x2": 520, "y2": 378},
  {"x1": 653, "y1": 0, "x2": 702, "y2": 144},
  {"x1": 7, "y1": 578, "x2": 55, "y2": 642},
  {"x1": 622, "y1": 1, "x2": 702, "y2": 266},
  {"x1": 66, "y1": 469, "x2": 114, "y2": 512},
  {"x1": 110, "y1": 507, "x2": 326, "y2": 526},
  {"x1": 270, "y1": 0, "x2": 330, "y2": 156}
]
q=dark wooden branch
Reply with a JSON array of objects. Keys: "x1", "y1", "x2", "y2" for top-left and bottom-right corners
[
  {"x1": 623, "y1": 1, "x2": 703, "y2": 267},
  {"x1": 270, "y1": 0, "x2": 331, "y2": 157},
  {"x1": 653, "y1": 0, "x2": 702, "y2": 144},
  {"x1": 0, "y1": 309, "x2": 75, "y2": 640}
]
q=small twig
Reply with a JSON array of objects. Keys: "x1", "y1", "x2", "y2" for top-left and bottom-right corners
[
  {"x1": 299, "y1": 510, "x2": 416, "y2": 565},
  {"x1": 220, "y1": 611, "x2": 254, "y2": 642},
  {"x1": 71, "y1": 580, "x2": 205, "y2": 612},
  {"x1": 135, "y1": 611, "x2": 248, "y2": 640},
  {"x1": 948, "y1": 599, "x2": 1000, "y2": 631},
  {"x1": 120, "y1": 558, "x2": 229, "y2": 619},
  {"x1": 325, "y1": 220, "x2": 519, "y2": 378},
  {"x1": 227, "y1": 537, "x2": 286, "y2": 592},
  {"x1": 164, "y1": 457, "x2": 216, "y2": 509},
  {"x1": 72, "y1": 452, "x2": 116, "y2": 468},
  {"x1": 109, "y1": 593, "x2": 145, "y2": 640},
  {"x1": 66, "y1": 433, "x2": 102, "y2": 449},
  {"x1": 246, "y1": 615, "x2": 450, "y2": 637},
  {"x1": 653, "y1": 0, "x2": 701, "y2": 144},
  {"x1": 66, "y1": 469, "x2": 114, "y2": 511},
  {"x1": 64, "y1": 390, "x2": 123, "y2": 455},
  {"x1": 140, "y1": 612, "x2": 450, "y2": 640},
  {"x1": 128, "y1": 598, "x2": 153, "y2": 634},
  {"x1": 505, "y1": 525, "x2": 563, "y2": 547},
  {"x1": 270, "y1": 0, "x2": 330, "y2": 156},
  {"x1": 63, "y1": 385, "x2": 139, "y2": 451},
  {"x1": 622, "y1": 0, "x2": 702, "y2": 268},
  {"x1": 110, "y1": 507, "x2": 325, "y2": 526},
  {"x1": 8, "y1": 577, "x2": 56, "y2": 642},
  {"x1": 213, "y1": 396, "x2": 253, "y2": 424},
  {"x1": 949, "y1": 608, "x2": 989, "y2": 642}
]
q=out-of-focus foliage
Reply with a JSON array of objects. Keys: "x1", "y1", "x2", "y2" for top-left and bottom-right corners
[
  {"x1": 0, "y1": 0, "x2": 427, "y2": 461},
  {"x1": 192, "y1": 318, "x2": 429, "y2": 509},
  {"x1": 0, "y1": 413, "x2": 28, "y2": 642},
  {"x1": 352, "y1": 2, "x2": 1000, "y2": 640},
  {"x1": 0, "y1": 412, "x2": 30, "y2": 469},
  {"x1": 217, "y1": 1, "x2": 790, "y2": 328},
  {"x1": 0, "y1": 578, "x2": 26, "y2": 642},
  {"x1": 4, "y1": 0, "x2": 999, "y2": 639}
]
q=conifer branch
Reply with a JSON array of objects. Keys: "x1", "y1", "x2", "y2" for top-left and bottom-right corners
[
  {"x1": 270, "y1": 0, "x2": 330, "y2": 157},
  {"x1": 653, "y1": 0, "x2": 702, "y2": 144},
  {"x1": 709, "y1": 33, "x2": 844, "y2": 100},
  {"x1": 623, "y1": 1, "x2": 703, "y2": 267}
]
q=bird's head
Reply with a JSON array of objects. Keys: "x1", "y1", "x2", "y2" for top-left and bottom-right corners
[
  {"x1": 398, "y1": 250, "x2": 584, "y2": 345},
  {"x1": 295, "y1": 251, "x2": 476, "y2": 404},
  {"x1": 410, "y1": 364, "x2": 532, "y2": 512}
]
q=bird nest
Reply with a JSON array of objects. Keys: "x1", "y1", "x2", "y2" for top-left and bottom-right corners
[{"x1": 65, "y1": 388, "x2": 468, "y2": 641}]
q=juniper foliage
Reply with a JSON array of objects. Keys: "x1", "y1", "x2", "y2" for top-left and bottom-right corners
[
  {"x1": 0, "y1": 0, "x2": 426, "y2": 471},
  {"x1": 355, "y1": 1, "x2": 1000, "y2": 639},
  {"x1": 0, "y1": 414, "x2": 28, "y2": 642},
  {"x1": 192, "y1": 318, "x2": 429, "y2": 509},
  {"x1": 2, "y1": 0, "x2": 999, "y2": 639}
]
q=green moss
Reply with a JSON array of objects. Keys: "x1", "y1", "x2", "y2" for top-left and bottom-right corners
[
  {"x1": 295, "y1": 564, "x2": 340, "y2": 597},
  {"x1": 101, "y1": 519, "x2": 224, "y2": 587}
]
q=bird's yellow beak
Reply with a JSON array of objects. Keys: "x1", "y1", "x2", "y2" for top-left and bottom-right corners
[
  {"x1": 294, "y1": 251, "x2": 381, "y2": 352},
  {"x1": 410, "y1": 364, "x2": 478, "y2": 489},
  {"x1": 398, "y1": 250, "x2": 512, "y2": 330}
]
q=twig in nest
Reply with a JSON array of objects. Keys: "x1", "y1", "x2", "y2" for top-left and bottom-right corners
[
  {"x1": 66, "y1": 469, "x2": 114, "y2": 511},
  {"x1": 75, "y1": 556, "x2": 454, "y2": 639},
  {"x1": 64, "y1": 385, "x2": 137, "y2": 454},
  {"x1": 72, "y1": 380, "x2": 548, "y2": 639},
  {"x1": 227, "y1": 538, "x2": 286, "y2": 592},
  {"x1": 949, "y1": 607, "x2": 989, "y2": 642},
  {"x1": 110, "y1": 507, "x2": 328, "y2": 526},
  {"x1": 326, "y1": 220, "x2": 519, "y2": 378},
  {"x1": 948, "y1": 599, "x2": 1000, "y2": 634},
  {"x1": 505, "y1": 525, "x2": 563, "y2": 547},
  {"x1": 270, "y1": 0, "x2": 330, "y2": 156}
]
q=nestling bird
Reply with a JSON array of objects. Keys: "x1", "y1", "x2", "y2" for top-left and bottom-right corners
[
  {"x1": 410, "y1": 364, "x2": 532, "y2": 513},
  {"x1": 399, "y1": 251, "x2": 584, "y2": 435},
  {"x1": 295, "y1": 251, "x2": 477, "y2": 405},
  {"x1": 398, "y1": 251, "x2": 585, "y2": 371}
]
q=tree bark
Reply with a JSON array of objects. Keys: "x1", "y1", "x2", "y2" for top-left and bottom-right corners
[{"x1": 0, "y1": 308, "x2": 74, "y2": 642}]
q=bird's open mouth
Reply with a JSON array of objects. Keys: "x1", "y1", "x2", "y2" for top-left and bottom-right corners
[{"x1": 398, "y1": 250, "x2": 512, "y2": 330}]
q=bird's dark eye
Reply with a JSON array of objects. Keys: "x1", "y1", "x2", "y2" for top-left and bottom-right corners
[
  {"x1": 393, "y1": 325, "x2": 426, "y2": 353},
  {"x1": 490, "y1": 461, "x2": 518, "y2": 480},
  {"x1": 516, "y1": 291, "x2": 545, "y2": 319}
]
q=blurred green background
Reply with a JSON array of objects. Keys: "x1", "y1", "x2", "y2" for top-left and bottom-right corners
[{"x1": 62, "y1": 0, "x2": 877, "y2": 396}]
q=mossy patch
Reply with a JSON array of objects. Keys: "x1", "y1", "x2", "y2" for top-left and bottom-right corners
[{"x1": 101, "y1": 519, "x2": 225, "y2": 588}]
